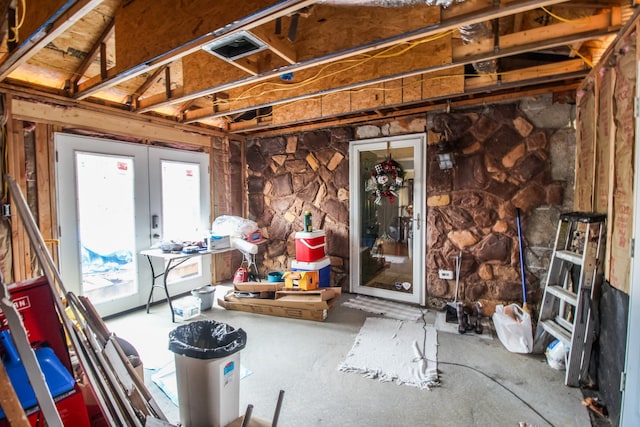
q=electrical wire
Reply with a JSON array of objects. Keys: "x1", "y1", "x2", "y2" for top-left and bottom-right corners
[
  {"x1": 541, "y1": 6, "x2": 571, "y2": 24},
  {"x1": 226, "y1": 5, "x2": 588, "y2": 123},
  {"x1": 541, "y1": 6, "x2": 594, "y2": 69},
  {"x1": 7, "y1": 0, "x2": 27, "y2": 43},
  {"x1": 219, "y1": 30, "x2": 455, "y2": 109},
  {"x1": 416, "y1": 310, "x2": 556, "y2": 427}
]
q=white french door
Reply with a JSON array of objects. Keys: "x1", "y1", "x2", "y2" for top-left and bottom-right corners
[
  {"x1": 349, "y1": 134, "x2": 426, "y2": 305},
  {"x1": 55, "y1": 133, "x2": 210, "y2": 317}
]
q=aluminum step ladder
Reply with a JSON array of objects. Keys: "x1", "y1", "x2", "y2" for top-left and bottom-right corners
[{"x1": 535, "y1": 212, "x2": 606, "y2": 386}]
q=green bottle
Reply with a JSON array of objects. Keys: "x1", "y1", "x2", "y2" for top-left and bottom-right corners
[{"x1": 304, "y1": 210, "x2": 312, "y2": 232}]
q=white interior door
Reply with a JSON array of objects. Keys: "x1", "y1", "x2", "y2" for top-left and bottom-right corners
[
  {"x1": 55, "y1": 133, "x2": 210, "y2": 317},
  {"x1": 349, "y1": 134, "x2": 425, "y2": 305}
]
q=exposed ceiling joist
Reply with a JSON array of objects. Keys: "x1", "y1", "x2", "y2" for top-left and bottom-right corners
[
  {"x1": 74, "y1": 0, "x2": 318, "y2": 100},
  {"x1": 69, "y1": 19, "x2": 115, "y2": 90},
  {"x1": 0, "y1": 0, "x2": 104, "y2": 79},
  {"x1": 0, "y1": 0, "x2": 631, "y2": 133},
  {"x1": 136, "y1": 0, "x2": 575, "y2": 114},
  {"x1": 183, "y1": 15, "x2": 615, "y2": 122}
]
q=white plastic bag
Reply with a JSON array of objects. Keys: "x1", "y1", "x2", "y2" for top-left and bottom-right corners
[
  {"x1": 211, "y1": 215, "x2": 258, "y2": 237},
  {"x1": 545, "y1": 339, "x2": 568, "y2": 370},
  {"x1": 492, "y1": 304, "x2": 533, "y2": 353}
]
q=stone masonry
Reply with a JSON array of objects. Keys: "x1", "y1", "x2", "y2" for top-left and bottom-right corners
[
  {"x1": 246, "y1": 94, "x2": 575, "y2": 305},
  {"x1": 246, "y1": 129, "x2": 352, "y2": 288}
]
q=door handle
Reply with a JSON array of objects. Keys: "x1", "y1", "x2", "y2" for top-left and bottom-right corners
[
  {"x1": 415, "y1": 213, "x2": 420, "y2": 230},
  {"x1": 152, "y1": 214, "x2": 159, "y2": 229}
]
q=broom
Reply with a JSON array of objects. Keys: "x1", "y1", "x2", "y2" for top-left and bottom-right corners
[{"x1": 516, "y1": 208, "x2": 532, "y2": 315}]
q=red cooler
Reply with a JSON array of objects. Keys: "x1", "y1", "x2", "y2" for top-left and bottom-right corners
[{"x1": 295, "y1": 230, "x2": 326, "y2": 262}]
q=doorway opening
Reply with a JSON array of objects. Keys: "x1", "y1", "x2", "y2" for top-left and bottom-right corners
[{"x1": 349, "y1": 134, "x2": 426, "y2": 305}]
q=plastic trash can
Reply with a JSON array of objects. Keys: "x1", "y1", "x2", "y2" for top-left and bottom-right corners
[
  {"x1": 191, "y1": 285, "x2": 216, "y2": 311},
  {"x1": 169, "y1": 320, "x2": 247, "y2": 427}
]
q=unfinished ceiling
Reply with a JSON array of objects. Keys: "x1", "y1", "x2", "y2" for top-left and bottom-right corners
[{"x1": 0, "y1": 0, "x2": 634, "y2": 135}]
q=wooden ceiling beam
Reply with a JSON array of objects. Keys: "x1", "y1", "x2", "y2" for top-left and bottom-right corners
[
  {"x1": 249, "y1": 26, "x2": 297, "y2": 64},
  {"x1": 0, "y1": 0, "x2": 104, "y2": 80},
  {"x1": 74, "y1": 0, "x2": 318, "y2": 100},
  {"x1": 69, "y1": 19, "x2": 115, "y2": 90},
  {"x1": 136, "y1": 0, "x2": 573, "y2": 114},
  {"x1": 183, "y1": 15, "x2": 614, "y2": 123},
  {"x1": 228, "y1": 81, "x2": 582, "y2": 136},
  {"x1": 132, "y1": 65, "x2": 168, "y2": 105}
]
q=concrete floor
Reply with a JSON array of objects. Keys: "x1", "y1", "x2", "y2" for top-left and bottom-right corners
[{"x1": 106, "y1": 287, "x2": 591, "y2": 427}]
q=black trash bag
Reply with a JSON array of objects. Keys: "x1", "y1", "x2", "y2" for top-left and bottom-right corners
[{"x1": 168, "y1": 320, "x2": 247, "y2": 360}]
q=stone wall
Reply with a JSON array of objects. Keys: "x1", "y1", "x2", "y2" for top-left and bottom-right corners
[
  {"x1": 246, "y1": 94, "x2": 575, "y2": 304},
  {"x1": 246, "y1": 129, "x2": 352, "y2": 288}
]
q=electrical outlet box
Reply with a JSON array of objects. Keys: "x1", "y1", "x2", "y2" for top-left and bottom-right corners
[{"x1": 438, "y1": 269, "x2": 454, "y2": 280}]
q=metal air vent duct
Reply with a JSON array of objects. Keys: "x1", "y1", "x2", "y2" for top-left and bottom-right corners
[{"x1": 202, "y1": 31, "x2": 267, "y2": 61}]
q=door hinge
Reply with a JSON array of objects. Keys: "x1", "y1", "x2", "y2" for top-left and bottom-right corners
[
  {"x1": 632, "y1": 238, "x2": 635, "y2": 258},
  {"x1": 635, "y1": 97, "x2": 640, "y2": 119},
  {"x1": 621, "y1": 371, "x2": 627, "y2": 392}
]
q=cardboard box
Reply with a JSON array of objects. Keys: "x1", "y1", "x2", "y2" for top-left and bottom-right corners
[
  {"x1": 233, "y1": 282, "x2": 285, "y2": 292},
  {"x1": 172, "y1": 296, "x2": 201, "y2": 321},
  {"x1": 218, "y1": 287, "x2": 342, "y2": 321},
  {"x1": 208, "y1": 234, "x2": 230, "y2": 250}
]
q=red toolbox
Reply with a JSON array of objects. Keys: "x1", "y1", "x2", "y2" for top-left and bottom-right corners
[{"x1": 0, "y1": 276, "x2": 91, "y2": 426}]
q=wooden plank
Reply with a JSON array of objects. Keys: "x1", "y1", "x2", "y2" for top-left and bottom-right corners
[
  {"x1": 383, "y1": 79, "x2": 404, "y2": 106},
  {"x1": 76, "y1": 0, "x2": 317, "y2": 98},
  {"x1": 250, "y1": 25, "x2": 297, "y2": 64},
  {"x1": 10, "y1": 97, "x2": 213, "y2": 147},
  {"x1": 133, "y1": 65, "x2": 168, "y2": 102},
  {"x1": 34, "y1": 123, "x2": 55, "y2": 265},
  {"x1": 7, "y1": 117, "x2": 29, "y2": 282},
  {"x1": 423, "y1": 66, "x2": 465, "y2": 98},
  {"x1": 138, "y1": 0, "x2": 572, "y2": 113},
  {"x1": 574, "y1": 80, "x2": 596, "y2": 212},
  {"x1": 465, "y1": 74, "x2": 499, "y2": 91},
  {"x1": 454, "y1": 11, "x2": 616, "y2": 60},
  {"x1": 231, "y1": 57, "x2": 260, "y2": 76},
  {"x1": 272, "y1": 97, "x2": 321, "y2": 125},
  {"x1": 0, "y1": 0, "x2": 104, "y2": 79},
  {"x1": 350, "y1": 84, "x2": 385, "y2": 112},
  {"x1": 113, "y1": 0, "x2": 308, "y2": 73},
  {"x1": 49, "y1": 125, "x2": 61, "y2": 267},
  {"x1": 501, "y1": 59, "x2": 587, "y2": 83},
  {"x1": 70, "y1": 19, "x2": 115, "y2": 88},
  {"x1": 321, "y1": 92, "x2": 351, "y2": 117},
  {"x1": 0, "y1": 360, "x2": 30, "y2": 426},
  {"x1": 232, "y1": 81, "x2": 581, "y2": 135},
  {"x1": 188, "y1": 34, "x2": 453, "y2": 119},
  {"x1": 185, "y1": 17, "x2": 611, "y2": 123},
  {"x1": 402, "y1": 75, "x2": 423, "y2": 103}
]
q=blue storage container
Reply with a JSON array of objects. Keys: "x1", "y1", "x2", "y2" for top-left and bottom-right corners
[
  {"x1": 291, "y1": 256, "x2": 331, "y2": 287},
  {"x1": 0, "y1": 330, "x2": 76, "y2": 419}
]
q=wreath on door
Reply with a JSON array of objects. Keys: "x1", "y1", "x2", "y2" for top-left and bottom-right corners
[{"x1": 365, "y1": 158, "x2": 405, "y2": 205}]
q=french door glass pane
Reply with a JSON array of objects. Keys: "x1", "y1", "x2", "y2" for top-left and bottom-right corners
[
  {"x1": 76, "y1": 152, "x2": 137, "y2": 304},
  {"x1": 161, "y1": 160, "x2": 203, "y2": 284},
  {"x1": 359, "y1": 148, "x2": 415, "y2": 294}
]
